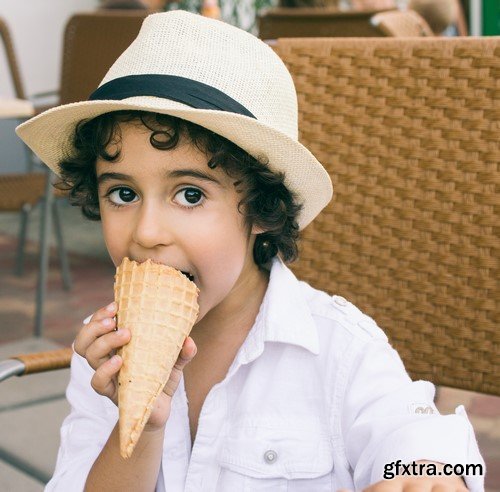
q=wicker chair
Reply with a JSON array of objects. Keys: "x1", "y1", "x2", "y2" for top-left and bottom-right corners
[
  {"x1": 58, "y1": 11, "x2": 147, "y2": 106},
  {"x1": 258, "y1": 7, "x2": 388, "y2": 39},
  {"x1": 0, "y1": 16, "x2": 72, "y2": 337},
  {"x1": 1, "y1": 37, "x2": 498, "y2": 399},
  {"x1": 258, "y1": 7, "x2": 433, "y2": 39},
  {"x1": 371, "y1": 9, "x2": 434, "y2": 36},
  {"x1": 274, "y1": 36, "x2": 499, "y2": 396}
]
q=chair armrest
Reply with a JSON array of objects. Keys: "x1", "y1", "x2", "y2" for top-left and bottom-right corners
[
  {"x1": 0, "y1": 359, "x2": 25, "y2": 382},
  {"x1": 0, "y1": 348, "x2": 72, "y2": 383}
]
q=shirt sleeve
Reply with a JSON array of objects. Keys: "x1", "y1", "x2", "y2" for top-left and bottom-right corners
[
  {"x1": 45, "y1": 349, "x2": 118, "y2": 491},
  {"x1": 340, "y1": 336, "x2": 486, "y2": 492}
]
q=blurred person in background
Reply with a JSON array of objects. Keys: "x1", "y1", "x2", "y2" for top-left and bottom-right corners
[
  {"x1": 408, "y1": 0, "x2": 459, "y2": 35},
  {"x1": 278, "y1": 0, "x2": 343, "y2": 6},
  {"x1": 278, "y1": 0, "x2": 396, "y2": 10},
  {"x1": 101, "y1": 0, "x2": 171, "y2": 10}
]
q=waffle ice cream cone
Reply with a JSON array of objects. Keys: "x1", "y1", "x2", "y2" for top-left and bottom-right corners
[{"x1": 114, "y1": 257, "x2": 199, "y2": 459}]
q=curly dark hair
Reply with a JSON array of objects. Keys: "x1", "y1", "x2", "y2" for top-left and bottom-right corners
[{"x1": 55, "y1": 110, "x2": 303, "y2": 267}]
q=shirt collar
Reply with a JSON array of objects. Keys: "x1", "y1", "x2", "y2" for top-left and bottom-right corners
[{"x1": 235, "y1": 256, "x2": 320, "y2": 366}]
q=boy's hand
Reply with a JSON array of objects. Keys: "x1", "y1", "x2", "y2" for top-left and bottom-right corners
[{"x1": 73, "y1": 301, "x2": 197, "y2": 430}]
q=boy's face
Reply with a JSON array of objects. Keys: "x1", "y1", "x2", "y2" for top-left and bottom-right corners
[{"x1": 96, "y1": 122, "x2": 262, "y2": 324}]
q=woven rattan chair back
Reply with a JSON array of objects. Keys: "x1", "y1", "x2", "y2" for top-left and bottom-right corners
[
  {"x1": 274, "y1": 37, "x2": 500, "y2": 396},
  {"x1": 0, "y1": 174, "x2": 46, "y2": 211},
  {"x1": 371, "y1": 9, "x2": 434, "y2": 36},
  {"x1": 258, "y1": 8, "x2": 387, "y2": 39},
  {"x1": 0, "y1": 16, "x2": 26, "y2": 99},
  {"x1": 60, "y1": 11, "x2": 147, "y2": 105}
]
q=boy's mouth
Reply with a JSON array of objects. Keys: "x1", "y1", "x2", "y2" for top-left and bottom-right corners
[
  {"x1": 181, "y1": 271, "x2": 195, "y2": 283},
  {"x1": 133, "y1": 259, "x2": 195, "y2": 283}
]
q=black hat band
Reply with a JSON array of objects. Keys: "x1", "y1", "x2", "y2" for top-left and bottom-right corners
[{"x1": 89, "y1": 74, "x2": 256, "y2": 119}]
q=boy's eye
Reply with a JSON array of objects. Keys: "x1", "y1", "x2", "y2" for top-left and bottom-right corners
[
  {"x1": 108, "y1": 187, "x2": 138, "y2": 205},
  {"x1": 175, "y1": 188, "x2": 204, "y2": 208}
]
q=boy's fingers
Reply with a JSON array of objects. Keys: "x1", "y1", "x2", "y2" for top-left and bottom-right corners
[
  {"x1": 74, "y1": 301, "x2": 117, "y2": 352},
  {"x1": 162, "y1": 337, "x2": 197, "y2": 398},
  {"x1": 177, "y1": 336, "x2": 197, "y2": 367},
  {"x1": 90, "y1": 354, "x2": 122, "y2": 400},
  {"x1": 85, "y1": 328, "x2": 130, "y2": 370},
  {"x1": 90, "y1": 301, "x2": 118, "y2": 323},
  {"x1": 74, "y1": 316, "x2": 118, "y2": 357}
]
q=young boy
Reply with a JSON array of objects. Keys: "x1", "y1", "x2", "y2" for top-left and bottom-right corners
[{"x1": 17, "y1": 10, "x2": 484, "y2": 492}]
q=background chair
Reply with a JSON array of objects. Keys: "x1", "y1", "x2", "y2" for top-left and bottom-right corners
[
  {"x1": 278, "y1": 0, "x2": 397, "y2": 9},
  {"x1": 274, "y1": 36, "x2": 499, "y2": 396},
  {"x1": 58, "y1": 10, "x2": 148, "y2": 106},
  {"x1": 0, "y1": 16, "x2": 72, "y2": 337},
  {"x1": 5, "y1": 37, "x2": 497, "y2": 394},
  {"x1": 258, "y1": 7, "x2": 433, "y2": 39},
  {"x1": 33, "y1": 10, "x2": 148, "y2": 114},
  {"x1": 1, "y1": 10, "x2": 147, "y2": 337}
]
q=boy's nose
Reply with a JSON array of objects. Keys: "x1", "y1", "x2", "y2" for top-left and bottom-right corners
[{"x1": 132, "y1": 204, "x2": 173, "y2": 249}]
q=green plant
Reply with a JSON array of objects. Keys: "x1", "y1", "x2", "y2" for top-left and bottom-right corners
[{"x1": 166, "y1": 0, "x2": 277, "y2": 33}]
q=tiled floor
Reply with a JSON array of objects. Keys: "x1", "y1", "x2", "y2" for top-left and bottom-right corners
[
  {"x1": 0, "y1": 201, "x2": 498, "y2": 490},
  {"x1": 0, "y1": 229, "x2": 115, "y2": 346}
]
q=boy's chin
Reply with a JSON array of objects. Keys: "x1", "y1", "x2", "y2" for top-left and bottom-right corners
[{"x1": 191, "y1": 295, "x2": 224, "y2": 328}]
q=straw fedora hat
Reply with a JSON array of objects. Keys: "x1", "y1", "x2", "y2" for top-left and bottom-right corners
[{"x1": 16, "y1": 10, "x2": 332, "y2": 229}]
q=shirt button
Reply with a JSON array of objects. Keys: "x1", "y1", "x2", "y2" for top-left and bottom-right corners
[
  {"x1": 264, "y1": 450, "x2": 278, "y2": 464},
  {"x1": 333, "y1": 296, "x2": 348, "y2": 306}
]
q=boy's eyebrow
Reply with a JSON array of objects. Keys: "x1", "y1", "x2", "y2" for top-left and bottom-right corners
[
  {"x1": 96, "y1": 169, "x2": 222, "y2": 186},
  {"x1": 165, "y1": 169, "x2": 222, "y2": 185},
  {"x1": 97, "y1": 172, "x2": 133, "y2": 185}
]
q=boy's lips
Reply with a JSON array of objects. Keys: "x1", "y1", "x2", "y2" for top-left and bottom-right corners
[{"x1": 131, "y1": 258, "x2": 196, "y2": 284}]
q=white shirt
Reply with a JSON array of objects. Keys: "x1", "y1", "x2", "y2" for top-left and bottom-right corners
[{"x1": 46, "y1": 257, "x2": 485, "y2": 491}]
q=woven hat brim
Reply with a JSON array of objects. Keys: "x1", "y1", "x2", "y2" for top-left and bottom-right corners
[{"x1": 16, "y1": 98, "x2": 333, "y2": 230}]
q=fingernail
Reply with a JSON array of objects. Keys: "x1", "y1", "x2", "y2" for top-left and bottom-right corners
[
  {"x1": 102, "y1": 318, "x2": 113, "y2": 326},
  {"x1": 110, "y1": 355, "x2": 120, "y2": 365},
  {"x1": 106, "y1": 302, "x2": 117, "y2": 312}
]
